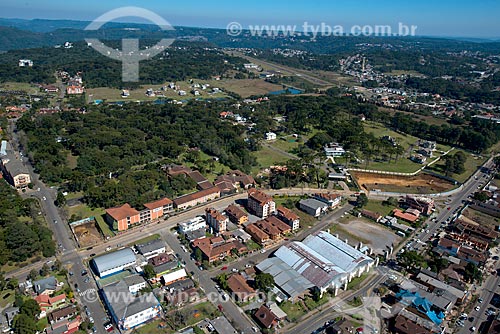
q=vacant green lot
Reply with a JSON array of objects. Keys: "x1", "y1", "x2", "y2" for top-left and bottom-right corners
[
  {"x1": 252, "y1": 146, "x2": 291, "y2": 173},
  {"x1": 429, "y1": 150, "x2": 486, "y2": 183},
  {"x1": 363, "y1": 200, "x2": 395, "y2": 216},
  {"x1": 280, "y1": 301, "x2": 308, "y2": 322}
]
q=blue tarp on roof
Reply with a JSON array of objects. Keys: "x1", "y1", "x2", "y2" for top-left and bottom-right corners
[{"x1": 396, "y1": 290, "x2": 444, "y2": 325}]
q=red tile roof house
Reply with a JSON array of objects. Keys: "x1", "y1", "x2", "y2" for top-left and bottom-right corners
[
  {"x1": 35, "y1": 294, "x2": 66, "y2": 317},
  {"x1": 254, "y1": 305, "x2": 282, "y2": 329},
  {"x1": 192, "y1": 237, "x2": 247, "y2": 263},
  {"x1": 360, "y1": 210, "x2": 382, "y2": 223},
  {"x1": 106, "y1": 204, "x2": 141, "y2": 232},
  {"x1": 393, "y1": 209, "x2": 420, "y2": 224},
  {"x1": 227, "y1": 274, "x2": 256, "y2": 302},
  {"x1": 225, "y1": 204, "x2": 249, "y2": 225}
]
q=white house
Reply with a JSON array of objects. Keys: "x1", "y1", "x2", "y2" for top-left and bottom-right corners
[
  {"x1": 324, "y1": 143, "x2": 346, "y2": 157},
  {"x1": 19, "y1": 59, "x2": 33, "y2": 67},
  {"x1": 299, "y1": 199, "x2": 328, "y2": 217},
  {"x1": 265, "y1": 132, "x2": 277, "y2": 141}
]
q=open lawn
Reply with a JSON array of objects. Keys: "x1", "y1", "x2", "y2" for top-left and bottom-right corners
[
  {"x1": 87, "y1": 81, "x2": 228, "y2": 103},
  {"x1": 280, "y1": 301, "x2": 308, "y2": 322},
  {"x1": 273, "y1": 196, "x2": 318, "y2": 228},
  {"x1": 364, "y1": 121, "x2": 420, "y2": 149},
  {"x1": 0, "y1": 290, "x2": 15, "y2": 308}
]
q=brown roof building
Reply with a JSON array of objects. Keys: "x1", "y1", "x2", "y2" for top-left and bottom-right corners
[
  {"x1": 106, "y1": 204, "x2": 140, "y2": 231},
  {"x1": 227, "y1": 274, "x2": 256, "y2": 302},
  {"x1": 174, "y1": 187, "x2": 220, "y2": 210},
  {"x1": 247, "y1": 189, "x2": 276, "y2": 218},
  {"x1": 277, "y1": 206, "x2": 300, "y2": 231},
  {"x1": 254, "y1": 305, "x2": 280, "y2": 329},
  {"x1": 192, "y1": 237, "x2": 247, "y2": 263},
  {"x1": 393, "y1": 315, "x2": 432, "y2": 334},
  {"x1": 225, "y1": 205, "x2": 249, "y2": 225}
]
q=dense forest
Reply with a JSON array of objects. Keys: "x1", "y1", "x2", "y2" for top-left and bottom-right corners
[
  {"x1": 0, "y1": 180, "x2": 55, "y2": 265},
  {"x1": 17, "y1": 100, "x2": 257, "y2": 208},
  {"x1": 0, "y1": 41, "x2": 246, "y2": 88}
]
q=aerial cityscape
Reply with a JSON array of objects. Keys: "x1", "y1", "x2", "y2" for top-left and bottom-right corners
[{"x1": 1, "y1": 2, "x2": 500, "y2": 334}]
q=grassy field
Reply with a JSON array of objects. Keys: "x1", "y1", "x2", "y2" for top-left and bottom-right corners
[
  {"x1": 0, "y1": 82, "x2": 41, "y2": 95},
  {"x1": 280, "y1": 301, "x2": 308, "y2": 322},
  {"x1": 0, "y1": 290, "x2": 15, "y2": 308},
  {"x1": 363, "y1": 200, "x2": 394, "y2": 216},
  {"x1": 214, "y1": 78, "x2": 284, "y2": 97},
  {"x1": 87, "y1": 81, "x2": 228, "y2": 103},
  {"x1": 252, "y1": 146, "x2": 291, "y2": 173},
  {"x1": 429, "y1": 150, "x2": 486, "y2": 183},
  {"x1": 270, "y1": 137, "x2": 301, "y2": 154},
  {"x1": 274, "y1": 196, "x2": 319, "y2": 229}
]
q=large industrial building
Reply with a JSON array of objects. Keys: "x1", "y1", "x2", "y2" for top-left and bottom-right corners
[
  {"x1": 257, "y1": 231, "x2": 375, "y2": 298},
  {"x1": 91, "y1": 249, "x2": 137, "y2": 278}
]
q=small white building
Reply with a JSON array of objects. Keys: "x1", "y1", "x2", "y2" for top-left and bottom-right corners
[
  {"x1": 265, "y1": 132, "x2": 277, "y2": 141},
  {"x1": 178, "y1": 216, "x2": 206, "y2": 234},
  {"x1": 324, "y1": 143, "x2": 346, "y2": 157},
  {"x1": 18, "y1": 59, "x2": 33, "y2": 67}
]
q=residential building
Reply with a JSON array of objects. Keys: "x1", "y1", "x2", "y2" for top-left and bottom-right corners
[
  {"x1": 405, "y1": 195, "x2": 435, "y2": 215},
  {"x1": 245, "y1": 217, "x2": 291, "y2": 246},
  {"x1": 324, "y1": 143, "x2": 346, "y2": 157},
  {"x1": 205, "y1": 208, "x2": 229, "y2": 234},
  {"x1": 276, "y1": 206, "x2": 300, "y2": 231},
  {"x1": 136, "y1": 239, "x2": 167, "y2": 259},
  {"x1": 191, "y1": 237, "x2": 247, "y2": 263},
  {"x1": 122, "y1": 275, "x2": 148, "y2": 295},
  {"x1": 48, "y1": 306, "x2": 77, "y2": 325},
  {"x1": 102, "y1": 280, "x2": 161, "y2": 330},
  {"x1": 225, "y1": 205, "x2": 249, "y2": 225},
  {"x1": 210, "y1": 316, "x2": 238, "y2": 334},
  {"x1": 227, "y1": 274, "x2": 256, "y2": 302},
  {"x1": 33, "y1": 277, "x2": 58, "y2": 295},
  {"x1": 35, "y1": 294, "x2": 66, "y2": 317},
  {"x1": 254, "y1": 304, "x2": 286, "y2": 329},
  {"x1": 66, "y1": 86, "x2": 84, "y2": 95},
  {"x1": 143, "y1": 198, "x2": 173, "y2": 221},
  {"x1": 188, "y1": 171, "x2": 213, "y2": 190},
  {"x1": 312, "y1": 193, "x2": 342, "y2": 208},
  {"x1": 393, "y1": 209, "x2": 420, "y2": 224},
  {"x1": 92, "y1": 248, "x2": 136, "y2": 278},
  {"x1": 247, "y1": 189, "x2": 276, "y2": 218},
  {"x1": 173, "y1": 187, "x2": 220, "y2": 210},
  {"x1": 178, "y1": 216, "x2": 206, "y2": 234},
  {"x1": 160, "y1": 269, "x2": 188, "y2": 286},
  {"x1": 299, "y1": 199, "x2": 328, "y2": 217},
  {"x1": 392, "y1": 315, "x2": 433, "y2": 334},
  {"x1": 0, "y1": 142, "x2": 31, "y2": 189},
  {"x1": 105, "y1": 204, "x2": 140, "y2": 232},
  {"x1": 216, "y1": 170, "x2": 255, "y2": 190}
]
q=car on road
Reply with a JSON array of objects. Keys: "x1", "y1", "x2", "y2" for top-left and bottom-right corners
[
  {"x1": 232, "y1": 268, "x2": 238, "y2": 273},
  {"x1": 471, "y1": 326, "x2": 476, "y2": 332},
  {"x1": 104, "y1": 323, "x2": 114, "y2": 332},
  {"x1": 53, "y1": 220, "x2": 58, "y2": 224},
  {"x1": 260, "y1": 249, "x2": 266, "y2": 254},
  {"x1": 42, "y1": 196, "x2": 46, "y2": 201},
  {"x1": 84, "y1": 277, "x2": 90, "y2": 283},
  {"x1": 475, "y1": 306, "x2": 480, "y2": 311},
  {"x1": 81, "y1": 269, "x2": 88, "y2": 276},
  {"x1": 478, "y1": 298, "x2": 483, "y2": 303},
  {"x1": 105, "y1": 246, "x2": 112, "y2": 251},
  {"x1": 89, "y1": 316, "x2": 94, "y2": 323},
  {"x1": 218, "y1": 304, "x2": 223, "y2": 312},
  {"x1": 221, "y1": 266, "x2": 228, "y2": 271}
]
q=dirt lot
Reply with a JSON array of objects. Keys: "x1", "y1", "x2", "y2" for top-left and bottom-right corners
[
  {"x1": 334, "y1": 219, "x2": 401, "y2": 255},
  {"x1": 215, "y1": 79, "x2": 283, "y2": 97},
  {"x1": 352, "y1": 172, "x2": 455, "y2": 194},
  {"x1": 73, "y1": 220, "x2": 102, "y2": 247}
]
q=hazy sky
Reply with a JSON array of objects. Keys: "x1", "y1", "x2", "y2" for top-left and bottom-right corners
[{"x1": 1, "y1": 0, "x2": 500, "y2": 37}]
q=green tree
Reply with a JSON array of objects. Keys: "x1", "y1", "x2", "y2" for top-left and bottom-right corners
[
  {"x1": 12, "y1": 314, "x2": 37, "y2": 334},
  {"x1": 143, "y1": 264, "x2": 156, "y2": 280},
  {"x1": 255, "y1": 273, "x2": 275, "y2": 292},
  {"x1": 473, "y1": 192, "x2": 489, "y2": 202},
  {"x1": 54, "y1": 191, "x2": 66, "y2": 207},
  {"x1": 19, "y1": 299, "x2": 41, "y2": 318},
  {"x1": 194, "y1": 248, "x2": 203, "y2": 262},
  {"x1": 356, "y1": 194, "x2": 369, "y2": 208}
]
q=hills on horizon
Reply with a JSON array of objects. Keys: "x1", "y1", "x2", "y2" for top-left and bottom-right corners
[{"x1": 0, "y1": 17, "x2": 499, "y2": 53}]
